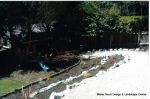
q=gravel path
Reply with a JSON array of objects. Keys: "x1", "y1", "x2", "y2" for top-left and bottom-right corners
[{"x1": 60, "y1": 50, "x2": 149, "y2": 99}]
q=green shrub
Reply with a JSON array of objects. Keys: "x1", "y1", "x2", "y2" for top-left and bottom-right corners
[
  {"x1": 119, "y1": 16, "x2": 148, "y2": 32},
  {"x1": 83, "y1": 73, "x2": 92, "y2": 78}
]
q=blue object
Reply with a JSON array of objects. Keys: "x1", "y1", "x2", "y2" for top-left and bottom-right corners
[
  {"x1": 38, "y1": 61, "x2": 49, "y2": 72},
  {"x1": 37, "y1": 56, "x2": 49, "y2": 72},
  {"x1": 18, "y1": 32, "x2": 28, "y2": 42}
]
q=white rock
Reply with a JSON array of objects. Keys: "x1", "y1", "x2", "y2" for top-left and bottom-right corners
[{"x1": 62, "y1": 51, "x2": 149, "y2": 99}]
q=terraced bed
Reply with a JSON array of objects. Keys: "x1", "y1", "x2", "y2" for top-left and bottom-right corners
[{"x1": 1, "y1": 52, "x2": 124, "y2": 99}]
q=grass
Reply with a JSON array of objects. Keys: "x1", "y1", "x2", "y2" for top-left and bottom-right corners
[{"x1": 0, "y1": 78, "x2": 25, "y2": 96}]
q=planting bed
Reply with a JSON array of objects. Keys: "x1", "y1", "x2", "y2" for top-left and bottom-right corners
[
  {"x1": 0, "y1": 51, "x2": 78, "y2": 97},
  {"x1": 1, "y1": 50, "x2": 124, "y2": 99}
]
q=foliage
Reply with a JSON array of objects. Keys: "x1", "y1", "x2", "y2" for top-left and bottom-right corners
[
  {"x1": 0, "y1": 1, "x2": 148, "y2": 50},
  {"x1": 80, "y1": 2, "x2": 148, "y2": 35},
  {"x1": 80, "y1": 2, "x2": 123, "y2": 35},
  {"x1": 80, "y1": 58, "x2": 101, "y2": 70},
  {"x1": 120, "y1": 16, "x2": 143, "y2": 23},
  {"x1": 115, "y1": 1, "x2": 149, "y2": 16},
  {"x1": 119, "y1": 16, "x2": 148, "y2": 32},
  {"x1": 52, "y1": 2, "x2": 83, "y2": 36},
  {"x1": 83, "y1": 73, "x2": 92, "y2": 78},
  {"x1": 80, "y1": 60, "x2": 86, "y2": 67}
]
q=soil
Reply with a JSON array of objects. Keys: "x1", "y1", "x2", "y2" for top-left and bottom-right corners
[{"x1": 9, "y1": 51, "x2": 78, "y2": 84}]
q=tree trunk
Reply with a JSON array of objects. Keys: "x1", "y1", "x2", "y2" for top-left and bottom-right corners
[
  {"x1": 27, "y1": 23, "x2": 32, "y2": 41},
  {"x1": 109, "y1": 34, "x2": 113, "y2": 48},
  {"x1": 9, "y1": 26, "x2": 15, "y2": 50},
  {"x1": 119, "y1": 34, "x2": 122, "y2": 48}
]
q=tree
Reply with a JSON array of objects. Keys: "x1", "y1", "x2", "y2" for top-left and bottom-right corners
[
  {"x1": 0, "y1": 2, "x2": 23, "y2": 49},
  {"x1": 115, "y1": 1, "x2": 148, "y2": 16},
  {"x1": 80, "y1": 2, "x2": 122, "y2": 47}
]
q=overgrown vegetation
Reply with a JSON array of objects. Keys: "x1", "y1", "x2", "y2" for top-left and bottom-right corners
[{"x1": 0, "y1": 1, "x2": 148, "y2": 49}]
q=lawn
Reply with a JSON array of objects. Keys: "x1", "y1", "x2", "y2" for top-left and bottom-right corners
[{"x1": 0, "y1": 78, "x2": 25, "y2": 96}]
